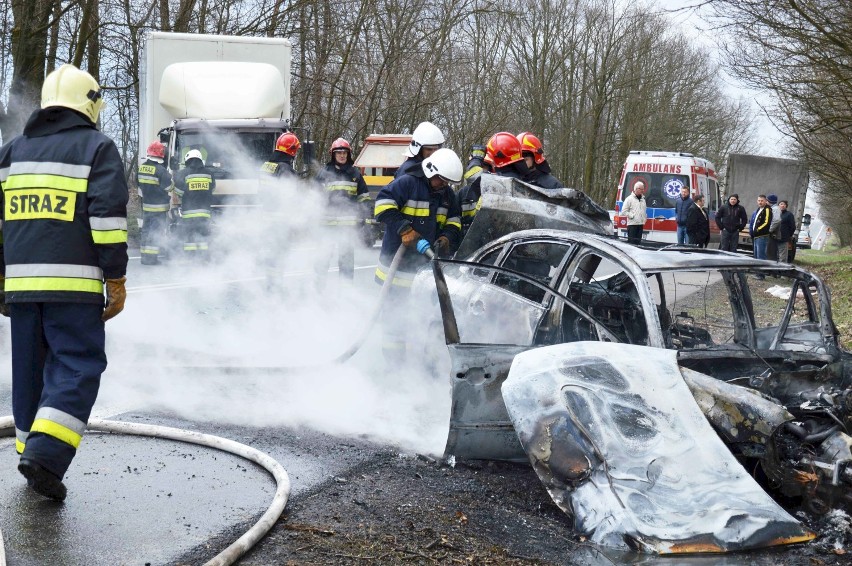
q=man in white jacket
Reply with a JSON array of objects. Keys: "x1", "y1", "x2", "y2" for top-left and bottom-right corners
[{"x1": 622, "y1": 181, "x2": 648, "y2": 244}]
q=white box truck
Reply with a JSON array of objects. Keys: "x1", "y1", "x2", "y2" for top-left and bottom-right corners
[{"x1": 138, "y1": 32, "x2": 293, "y2": 206}]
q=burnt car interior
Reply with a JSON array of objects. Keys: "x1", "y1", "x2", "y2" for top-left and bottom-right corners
[{"x1": 559, "y1": 252, "x2": 647, "y2": 345}]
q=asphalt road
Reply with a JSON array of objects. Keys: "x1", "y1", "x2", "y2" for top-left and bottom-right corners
[{"x1": 0, "y1": 240, "x2": 442, "y2": 565}]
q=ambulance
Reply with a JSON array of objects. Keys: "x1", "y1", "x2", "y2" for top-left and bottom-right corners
[{"x1": 613, "y1": 150, "x2": 720, "y2": 243}]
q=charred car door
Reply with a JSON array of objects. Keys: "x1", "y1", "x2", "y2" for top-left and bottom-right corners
[{"x1": 434, "y1": 240, "x2": 626, "y2": 460}]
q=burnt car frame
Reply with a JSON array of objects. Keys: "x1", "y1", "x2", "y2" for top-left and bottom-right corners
[{"x1": 418, "y1": 229, "x2": 852, "y2": 554}]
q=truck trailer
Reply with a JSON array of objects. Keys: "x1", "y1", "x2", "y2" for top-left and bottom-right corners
[
  {"x1": 725, "y1": 154, "x2": 809, "y2": 259},
  {"x1": 138, "y1": 32, "x2": 293, "y2": 207}
]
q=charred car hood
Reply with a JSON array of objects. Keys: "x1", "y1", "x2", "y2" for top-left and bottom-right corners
[
  {"x1": 501, "y1": 342, "x2": 816, "y2": 553},
  {"x1": 455, "y1": 175, "x2": 611, "y2": 259}
]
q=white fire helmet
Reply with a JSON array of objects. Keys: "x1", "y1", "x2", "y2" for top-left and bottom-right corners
[
  {"x1": 422, "y1": 148, "x2": 463, "y2": 183},
  {"x1": 185, "y1": 149, "x2": 205, "y2": 165},
  {"x1": 405, "y1": 121, "x2": 445, "y2": 158}
]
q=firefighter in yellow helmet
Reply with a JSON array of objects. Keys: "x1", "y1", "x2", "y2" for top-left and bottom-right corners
[{"x1": 0, "y1": 64, "x2": 129, "y2": 500}]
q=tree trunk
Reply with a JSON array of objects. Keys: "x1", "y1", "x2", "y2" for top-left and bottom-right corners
[{"x1": 0, "y1": 0, "x2": 57, "y2": 140}]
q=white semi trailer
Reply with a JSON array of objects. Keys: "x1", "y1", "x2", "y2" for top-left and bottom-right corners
[{"x1": 139, "y1": 32, "x2": 294, "y2": 206}]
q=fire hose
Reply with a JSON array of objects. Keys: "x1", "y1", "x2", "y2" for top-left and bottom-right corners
[
  {"x1": 0, "y1": 415, "x2": 290, "y2": 566},
  {"x1": 332, "y1": 240, "x2": 433, "y2": 363},
  {"x1": 160, "y1": 241, "x2": 435, "y2": 374}
]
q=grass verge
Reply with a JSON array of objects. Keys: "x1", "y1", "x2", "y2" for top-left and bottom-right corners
[{"x1": 796, "y1": 247, "x2": 852, "y2": 350}]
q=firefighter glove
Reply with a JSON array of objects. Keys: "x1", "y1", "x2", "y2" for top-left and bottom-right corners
[
  {"x1": 0, "y1": 275, "x2": 8, "y2": 317},
  {"x1": 399, "y1": 225, "x2": 421, "y2": 248},
  {"x1": 434, "y1": 236, "x2": 451, "y2": 256},
  {"x1": 102, "y1": 276, "x2": 127, "y2": 321}
]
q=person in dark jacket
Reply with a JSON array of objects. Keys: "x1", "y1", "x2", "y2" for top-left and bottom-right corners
[
  {"x1": 749, "y1": 194, "x2": 773, "y2": 260},
  {"x1": 314, "y1": 137, "x2": 370, "y2": 280},
  {"x1": 686, "y1": 194, "x2": 710, "y2": 248},
  {"x1": 394, "y1": 121, "x2": 445, "y2": 179},
  {"x1": 517, "y1": 131, "x2": 564, "y2": 189},
  {"x1": 260, "y1": 131, "x2": 300, "y2": 181},
  {"x1": 675, "y1": 186, "x2": 693, "y2": 245},
  {"x1": 174, "y1": 149, "x2": 216, "y2": 262},
  {"x1": 777, "y1": 200, "x2": 797, "y2": 263},
  {"x1": 0, "y1": 64, "x2": 129, "y2": 500},
  {"x1": 375, "y1": 148, "x2": 462, "y2": 363},
  {"x1": 138, "y1": 140, "x2": 173, "y2": 265},
  {"x1": 458, "y1": 132, "x2": 529, "y2": 239},
  {"x1": 714, "y1": 193, "x2": 748, "y2": 252}
]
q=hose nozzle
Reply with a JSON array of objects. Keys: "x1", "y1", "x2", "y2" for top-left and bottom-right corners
[{"x1": 416, "y1": 239, "x2": 435, "y2": 259}]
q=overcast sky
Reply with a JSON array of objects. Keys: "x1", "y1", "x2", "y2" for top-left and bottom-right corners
[{"x1": 654, "y1": 0, "x2": 788, "y2": 156}]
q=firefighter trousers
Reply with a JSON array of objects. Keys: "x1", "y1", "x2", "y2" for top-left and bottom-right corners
[
  {"x1": 140, "y1": 209, "x2": 168, "y2": 264},
  {"x1": 381, "y1": 284, "x2": 412, "y2": 365},
  {"x1": 182, "y1": 216, "x2": 211, "y2": 261},
  {"x1": 314, "y1": 225, "x2": 356, "y2": 281},
  {"x1": 11, "y1": 302, "x2": 106, "y2": 479}
]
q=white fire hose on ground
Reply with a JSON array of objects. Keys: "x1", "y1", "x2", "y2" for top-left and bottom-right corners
[{"x1": 0, "y1": 415, "x2": 290, "y2": 566}]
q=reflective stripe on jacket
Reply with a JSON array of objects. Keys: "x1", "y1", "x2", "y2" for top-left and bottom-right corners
[
  {"x1": 174, "y1": 166, "x2": 215, "y2": 214},
  {"x1": 374, "y1": 168, "x2": 461, "y2": 285},
  {"x1": 0, "y1": 107, "x2": 128, "y2": 304},
  {"x1": 137, "y1": 159, "x2": 172, "y2": 206},
  {"x1": 315, "y1": 162, "x2": 370, "y2": 225}
]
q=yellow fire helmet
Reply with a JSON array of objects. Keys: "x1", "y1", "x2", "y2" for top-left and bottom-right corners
[{"x1": 41, "y1": 64, "x2": 104, "y2": 124}]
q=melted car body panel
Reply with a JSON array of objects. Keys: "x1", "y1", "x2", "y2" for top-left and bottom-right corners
[
  {"x1": 502, "y1": 342, "x2": 816, "y2": 553},
  {"x1": 455, "y1": 176, "x2": 611, "y2": 259}
]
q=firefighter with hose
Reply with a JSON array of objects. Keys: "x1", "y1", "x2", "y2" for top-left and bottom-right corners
[{"x1": 374, "y1": 147, "x2": 463, "y2": 363}]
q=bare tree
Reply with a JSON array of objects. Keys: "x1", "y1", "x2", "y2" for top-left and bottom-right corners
[
  {"x1": 710, "y1": 0, "x2": 852, "y2": 245},
  {"x1": 0, "y1": 0, "x2": 757, "y2": 218},
  {"x1": 0, "y1": 0, "x2": 59, "y2": 140}
]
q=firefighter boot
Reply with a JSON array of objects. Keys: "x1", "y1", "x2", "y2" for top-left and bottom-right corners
[{"x1": 18, "y1": 458, "x2": 67, "y2": 501}]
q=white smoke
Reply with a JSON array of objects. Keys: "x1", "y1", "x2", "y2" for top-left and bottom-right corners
[{"x1": 96, "y1": 169, "x2": 452, "y2": 456}]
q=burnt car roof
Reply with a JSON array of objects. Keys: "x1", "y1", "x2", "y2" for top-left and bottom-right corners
[{"x1": 480, "y1": 229, "x2": 800, "y2": 273}]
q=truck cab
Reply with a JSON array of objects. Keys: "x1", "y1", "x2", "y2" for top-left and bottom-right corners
[
  {"x1": 140, "y1": 33, "x2": 294, "y2": 210},
  {"x1": 162, "y1": 118, "x2": 289, "y2": 207}
]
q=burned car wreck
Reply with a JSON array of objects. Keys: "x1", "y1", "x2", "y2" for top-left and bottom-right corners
[{"x1": 416, "y1": 184, "x2": 852, "y2": 554}]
